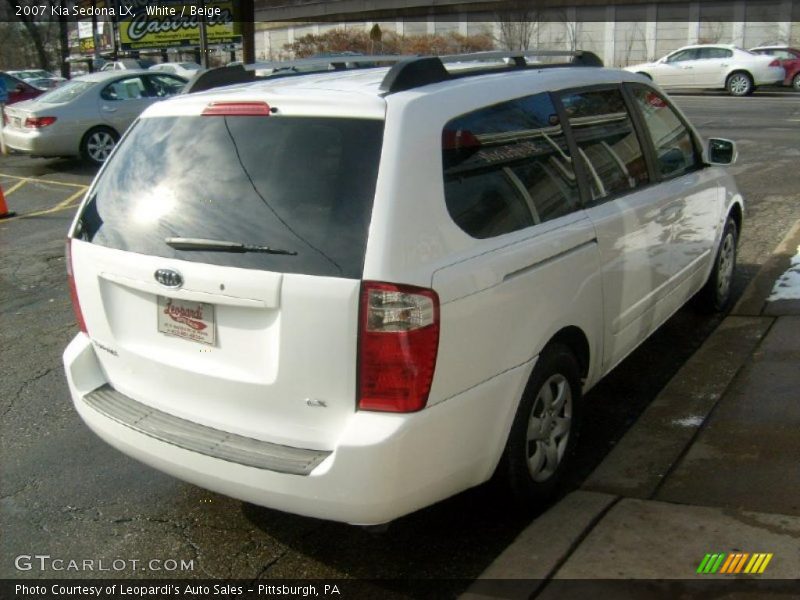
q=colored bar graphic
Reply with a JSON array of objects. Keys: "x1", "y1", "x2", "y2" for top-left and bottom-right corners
[
  {"x1": 720, "y1": 553, "x2": 736, "y2": 573},
  {"x1": 759, "y1": 554, "x2": 773, "y2": 573},
  {"x1": 702, "y1": 552, "x2": 774, "y2": 575},
  {"x1": 735, "y1": 553, "x2": 750, "y2": 573},
  {"x1": 697, "y1": 554, "x2": 713, "y2": 574}
]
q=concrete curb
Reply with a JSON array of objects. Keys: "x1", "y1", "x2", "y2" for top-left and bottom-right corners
[
  {"x1": 461, "y1": 491, "x2": 617, "y2": 599},
  {"x1": 581, "y1": 315, "x2": 772, "y2": 499},
  {"x1": 465, "y1": 220, "x2": 800, "y2": 594},
  {"x1": 733, "y1": 219, "x2": 800, "y2": 316}
]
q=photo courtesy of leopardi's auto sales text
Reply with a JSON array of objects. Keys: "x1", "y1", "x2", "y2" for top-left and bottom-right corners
[{"x1": 2, "y1": 0, "x2": 800, "y2": 598}]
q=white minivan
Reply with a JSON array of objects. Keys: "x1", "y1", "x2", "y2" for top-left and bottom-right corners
[{"x1": 63, "y1": 52, "x2": 743, "y2": 525}]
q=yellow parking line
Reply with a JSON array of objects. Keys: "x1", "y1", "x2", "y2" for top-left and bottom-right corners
[
  {"x1": 0, "y1": 172, "x2": 90, "y2": 189},
  {"x1": 1, "y1": 186, "x2": 87, "y2": 222},
  {"x1": 2, "y1": 179, "x2": 28, "y2": 195}
]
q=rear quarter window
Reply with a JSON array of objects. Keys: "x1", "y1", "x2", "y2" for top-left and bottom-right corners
[
  {"x1": 441, "y1": 92, "x2": 581, "y2": 239},
  {"x1": 75, "y1": 115, "x2": 384, "y2": 279}
]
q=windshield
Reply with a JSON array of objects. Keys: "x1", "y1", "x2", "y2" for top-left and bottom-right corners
[
  {"x1": 12, "y1": 70, "x2": 51, "y2": 79},
  {"x1": 75, "y1": 115, "x2": 385, "y2": 279},
  {"x1": 35, "y1": 80, "x2": 93, "y2": 104}
]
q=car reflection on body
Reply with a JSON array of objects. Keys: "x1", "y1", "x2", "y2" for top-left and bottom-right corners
[{"x1": 1, "y1": 70, "x2": 186, "y2": 166}]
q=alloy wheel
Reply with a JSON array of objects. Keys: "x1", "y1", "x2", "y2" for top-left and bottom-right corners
[
  {"x1": 86, "y1": 131, "x2": 116, "y2": 163},
  {"x1": 729, "y1": 74, "x2": 750, "y2": 96},
  {"x1": 717, "y1": 231, "x2": 735, "y2": 301},
  {"x1": 526, "y1": 373, "x2": 572, "y2": 483}
]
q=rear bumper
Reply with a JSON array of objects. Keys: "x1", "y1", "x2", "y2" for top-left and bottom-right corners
[
  {"x1": 64, "y1": 334, "x2": 529, "y2": 525},
  {"x1": 1, "y1": 125, "x2": 77, "y2": 157},
  {"x1": 754, "y1": 67, "x2": 786, "y2": 86}
]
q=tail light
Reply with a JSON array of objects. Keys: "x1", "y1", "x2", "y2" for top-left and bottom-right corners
[
  {"x1": 768, "y1": 59, "x2": 781, "y2": 67},
  {"x1": 24, "y1": 116, "x2": 57, "y2": 128},
  {"x1": 358, "y1": 282, "x2": 440, "y2": 413},
  {"x1": 66, "y1": 238, "x2": 87, "y2": 333}
]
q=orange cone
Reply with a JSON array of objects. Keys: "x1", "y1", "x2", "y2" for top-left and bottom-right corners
[{"x1": 0, "y1": 183, "x2": 16, "y2": 219}]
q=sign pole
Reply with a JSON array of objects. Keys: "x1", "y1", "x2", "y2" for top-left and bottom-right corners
[
  {"x1": 198, "y1": 0, "x2": 209, "y2": 68},
  {"x1": 0, "y1": 104, "x2": 7, "y2": 156}
]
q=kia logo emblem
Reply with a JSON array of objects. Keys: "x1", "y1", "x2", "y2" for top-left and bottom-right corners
[{"x1": 154, "y1": 269, "x2": 183, "y2": 288}]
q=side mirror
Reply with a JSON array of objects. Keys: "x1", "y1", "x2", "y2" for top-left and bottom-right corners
[
  {"x1": 14, "y1": 83, "x2": 24, "y2": 93},
  {"x1": 706, "y1": 138, "x2": 737, "y2": 166}
]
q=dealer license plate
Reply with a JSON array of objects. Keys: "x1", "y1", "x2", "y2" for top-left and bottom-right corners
[{"x1": 157, "y1": 296, "x2": 215, "y2": 346}]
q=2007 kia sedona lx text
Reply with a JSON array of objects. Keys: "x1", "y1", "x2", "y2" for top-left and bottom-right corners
[{"x1": 63, "y1": 52, "x2": 743, "y2": 525}]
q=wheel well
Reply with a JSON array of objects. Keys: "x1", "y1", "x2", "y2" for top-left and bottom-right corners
[
  {"x1": 728, "y1": 202, "x2": 743, "y2": 238},
  {"x1": 81, "y1": 125, "x2": 118, "y2": 144},
  {"x1": 546, "y1": 326, "x2": 590, "y2": 380}
]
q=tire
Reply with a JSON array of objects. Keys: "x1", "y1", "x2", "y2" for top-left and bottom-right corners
[
  {"x1": 793, "y1": 73, "x2": 800, "y2": 92},
  {"x1": 495, "y1": 343, "x2": 582, "y2": 508},
  {"x1": 726, "y1": 72, "x2": 753, "y2": 97},
  {"x1": 80, "y1": 126, "x2": 119, "y2": 166},
  {"x1": 696, "y1": 217, "x2": 738, "y2": 313}
]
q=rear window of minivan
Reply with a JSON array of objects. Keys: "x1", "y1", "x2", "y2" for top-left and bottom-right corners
[{"x1": 75, "y1": 115, "x2": 384, "y2": 279}]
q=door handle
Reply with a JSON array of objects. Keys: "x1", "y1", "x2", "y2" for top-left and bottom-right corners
[{"x1": 102, "y1": 106, "x2": 117, "y2": 113}]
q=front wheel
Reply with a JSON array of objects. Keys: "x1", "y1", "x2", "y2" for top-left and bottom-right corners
[
  {"x1": 80, "y1": 127, "x2": 119, "y2": 166},
  {"x1": 793, "y1": 73, "x2": 800, "y2": 91},
  {"x1": 695, "y1": 217, "x2": 738, "y2": 313},
  {"x1": 496, "y1": 343, "x2": 582, "y2": 507},
  {"x1": 727, "y1": 72, "x2": 753, "y2": 96}
]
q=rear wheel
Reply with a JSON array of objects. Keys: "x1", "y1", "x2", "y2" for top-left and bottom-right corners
[
  {"x1": 793, "y1": 73, "x2": 800, "y2": 91},
  {"x1": 696, "y1": 217, "x2": 738, "y2": 313},
  {"x1": 496, "y1": 343, "x2": 582, "y2": 507},
  {"x1": 80, "y1": 127, "x2": 119, "y2": 166},
  {"x1": 726, "y1": 72, "x2": 753, "y2": 96}
]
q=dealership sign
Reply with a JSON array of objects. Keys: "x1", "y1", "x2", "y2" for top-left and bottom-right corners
[{"x1": 117, "y1": 0, "x2": 241, "y2": 51}]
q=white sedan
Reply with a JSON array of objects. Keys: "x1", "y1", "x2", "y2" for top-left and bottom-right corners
[
  {"x1": 2, "y1": 70, "x2": 186, "y2": 166},
  {"x1": 625, "y1": 44, "x2": 784, "y2": 96}
]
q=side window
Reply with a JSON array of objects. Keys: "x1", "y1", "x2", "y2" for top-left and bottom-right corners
[
  {"x1": 560, "y1": 87, "x2": 649, "y2": 204},
  {"x1": 100, "y1": 76, "x2": 147, "y2": 101},
  {"x1": 146, "y1": 74, "x2": 186, "y2": 97},
  {"x1": 630, "y1": 86, "x2": 701, "y2": 179},
  {"x1": 442, "y1": 92, "x2": 580, "y2": 239},
  {"x1": 667, "y1": 49, "x2": 697, "y2": 63},
  {"x1": 698, "y1": 48, "x2": 733, "y2": 60}
]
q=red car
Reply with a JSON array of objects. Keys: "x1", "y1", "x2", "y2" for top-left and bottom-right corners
[
  {"x1": 749, "y1": 46, "x2": 800, "y2": 90},
  {"x1": 1, "y1": 71, "x2": 46, "y2": 104}
]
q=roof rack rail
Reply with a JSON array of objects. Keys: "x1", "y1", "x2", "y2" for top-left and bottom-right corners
[
  {"x1": 184, "y1": 64, "x2": 255, "y2": 94},
  {"x1": 379, "y1": 50, "x2": 603, "y2": 94},
  {"x1": 184, "y1": 50, "x2": 603, "y2": 95},
  {"x1": 247, "y1": 54, "x2": 407, "y2": 72},
  {"x1": 184, "y1": 55, "x2": 408, "y2": 94}
]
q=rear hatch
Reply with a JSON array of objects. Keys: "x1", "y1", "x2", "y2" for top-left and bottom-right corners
[{"x1": 69, "y1": 104, "x2": 384, "y2": 449}]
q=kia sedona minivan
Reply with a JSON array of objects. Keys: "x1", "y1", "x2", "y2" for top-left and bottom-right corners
[{"x1": 64, "y1": 52, "x2": 743, "y2": 525}]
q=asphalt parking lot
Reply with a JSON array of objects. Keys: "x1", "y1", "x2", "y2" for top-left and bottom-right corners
[{"x1": 1, "y1": 92, "x2": 799, "y2": 595}]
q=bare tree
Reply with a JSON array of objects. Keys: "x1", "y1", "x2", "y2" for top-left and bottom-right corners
[
  {"x1": 494, "y1": 0, "x2": 547, "y2": 51},
  {"x1": 4, "y1": 0, "x2": 53, "y2": 70}
]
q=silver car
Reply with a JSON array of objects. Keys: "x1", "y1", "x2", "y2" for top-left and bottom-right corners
[{"x1": 2, "y1": 70, "x2": 186, "y2": 165}]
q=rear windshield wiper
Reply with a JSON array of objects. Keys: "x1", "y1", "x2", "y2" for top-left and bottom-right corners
[{"x1": 165, "y1": 237, "x2": 297, "y2": 256}]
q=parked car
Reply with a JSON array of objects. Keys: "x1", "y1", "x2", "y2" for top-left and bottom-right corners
[
  {"x1": 625, "y1": 44, "x2": 784, "y2": 96},
  {"x1": 0, "y1": 71, "x2": 45, "y2": 104},
  {"x1": 101, "y1": 58, "x2": 156, "y2": 71},
  {"x1": 149, "y1": 61, "x2": 203, "y2": 79},
  {"x1": 63, "y1": 53, "x2": 744, "y2": 525},
  {"x1": 8, "y1": 69, "x2": 66, "y2": 89},
  {"x1": 2, "y1": 70, "x2": 186, "y2": 165},
  {"x1": 749, "y1": 45, "x2": 800, "y2": 90}
]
